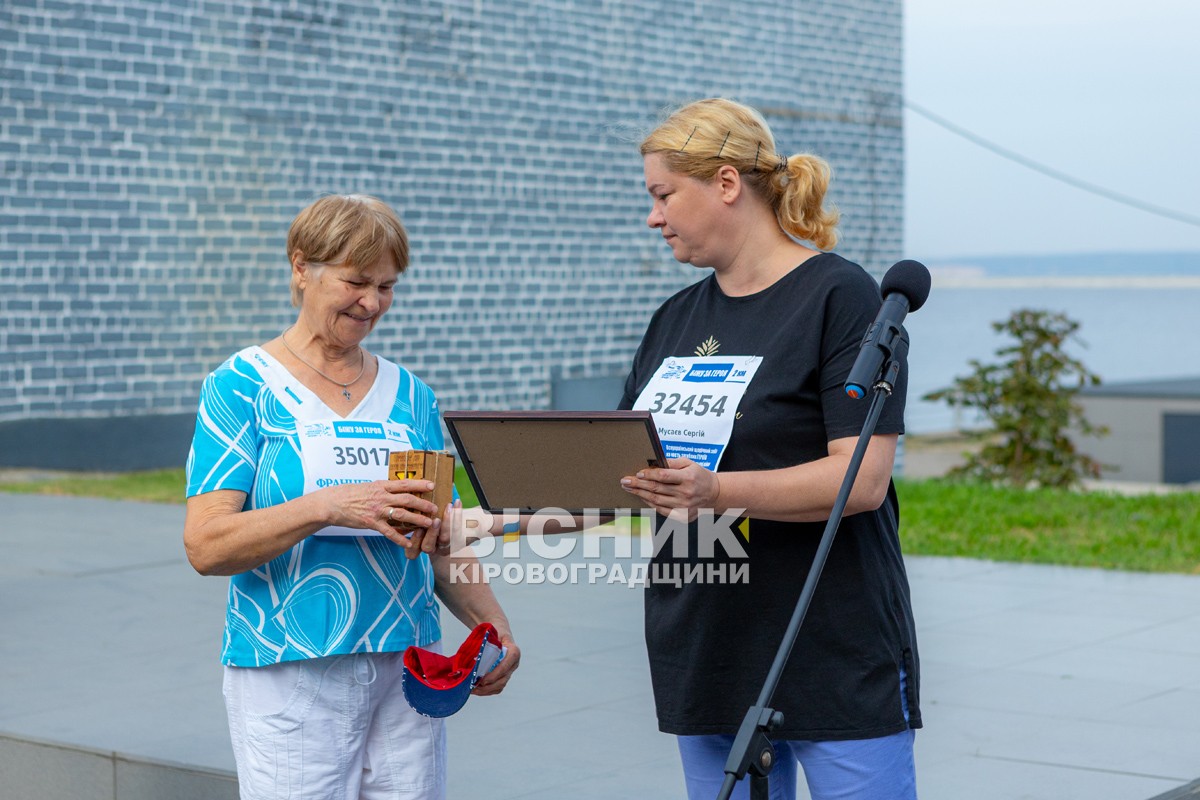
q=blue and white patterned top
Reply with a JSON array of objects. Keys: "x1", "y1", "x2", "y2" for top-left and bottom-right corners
[{"x1": 186, "y1": 346, "x2": 443, "y2": 667}]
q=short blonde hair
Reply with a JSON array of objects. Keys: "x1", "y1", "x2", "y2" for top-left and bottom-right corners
[
  {"x1": 640, "y1": 98, "x2": 839, "y2": 251},
  {"x1": 286, "y1": 194, "x2": 409, "y2": 306}
]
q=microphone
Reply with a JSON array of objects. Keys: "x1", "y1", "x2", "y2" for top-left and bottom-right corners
[{"x1": 844, "y1": 260, "x2": 931, "y2": 399}]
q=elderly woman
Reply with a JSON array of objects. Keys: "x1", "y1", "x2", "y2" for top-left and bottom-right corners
[
  {"x1": 184, "y1": 194, "x2": 518, "y2": 800},
  {"x1": 616, "y1": 99, "x2": 921, "y2": 800}
]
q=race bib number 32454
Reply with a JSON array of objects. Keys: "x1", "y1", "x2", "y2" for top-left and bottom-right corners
[{"x1": 633, "y1": 356, "x2": 761, "y2": 471}]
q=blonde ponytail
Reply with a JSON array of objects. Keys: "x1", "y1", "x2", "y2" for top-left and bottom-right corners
[{"x1": 775, "y1": 153, "x2": 839, "y2": 251}]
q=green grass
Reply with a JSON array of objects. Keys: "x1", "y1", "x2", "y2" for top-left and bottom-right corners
[
  {"x1": 0, "y1": 468, "x2": 188, "y2": 505},
  {"x1": 894, "y1": 478, "x2": 1200, "y2": 575},
  {"x1": 452, "y1": 466, "x2": 479, "y2": 508},
  {"x1": 0, "y1": 467, "x2": 481, "y2": 509},
  {"x1": 2, "y1": 468, "x2": 1196, "y2": 574}
]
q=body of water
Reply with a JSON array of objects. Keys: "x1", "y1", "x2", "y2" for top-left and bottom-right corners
[{"x1": 902, "y1": 279, "x2": 1200, "y2": 433}]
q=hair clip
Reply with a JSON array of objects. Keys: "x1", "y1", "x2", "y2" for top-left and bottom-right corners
[
  {"x1": 678, "y1": 126, "x2": 698, "y2": 153},
  {"x1": 753, "y1": 142, "x2": 762, "y2": 171},
  {"x1": 716, "y1": 131, "x2": 731, "y2": 158}
]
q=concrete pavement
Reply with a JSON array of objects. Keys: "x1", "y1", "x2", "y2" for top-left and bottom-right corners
[{"x1": 1, "y1": 492, "x2": 1199, "y2": 799}]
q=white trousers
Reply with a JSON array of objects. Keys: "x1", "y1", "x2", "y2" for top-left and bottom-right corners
[{"x1": 224, "y1": 650, "x2": 446, "y2": 800}]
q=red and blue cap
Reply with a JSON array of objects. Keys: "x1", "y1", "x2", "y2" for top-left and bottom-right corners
[{"x1": 402, "y1": 622, "x2": 506, "y2": 718}]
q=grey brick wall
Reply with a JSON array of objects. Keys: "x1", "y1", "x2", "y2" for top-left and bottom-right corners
[{"x1": 0, "y1": 0, "x2": 903, "y2": 464}]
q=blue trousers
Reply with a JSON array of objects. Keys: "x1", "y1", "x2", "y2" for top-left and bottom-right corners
[
  {"x1": 677, "y1": 728, "x2": 916, "y2": 800},
  {"x1": 676, "y1": 672, "x2": 916, "y2": 800}
]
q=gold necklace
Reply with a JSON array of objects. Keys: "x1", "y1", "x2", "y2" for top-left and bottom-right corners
[{"x1": 280, "y1": 328, "x2": 366, "y2": 401}]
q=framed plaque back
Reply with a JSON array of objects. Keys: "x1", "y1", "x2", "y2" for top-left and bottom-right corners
[{"x1": 442, "y1": 410, "x2": 667, "y2": 514}]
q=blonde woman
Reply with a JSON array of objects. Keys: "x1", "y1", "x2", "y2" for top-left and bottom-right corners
[{"x1": 619, "y1": 99, "x2": 920, "y2": 800}]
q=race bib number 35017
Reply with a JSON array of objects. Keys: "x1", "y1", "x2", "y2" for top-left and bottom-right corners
[
  {"x1": 633, "y1": 355, "x2": 761, "y2": 470},
  {"x1": 300, "y1": 419, "x2": 414, "y2": 537}
]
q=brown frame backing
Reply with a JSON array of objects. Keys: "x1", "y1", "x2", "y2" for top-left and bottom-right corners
[{"x1": 442, "y1": 410, "x2": 667, "y2": 514}]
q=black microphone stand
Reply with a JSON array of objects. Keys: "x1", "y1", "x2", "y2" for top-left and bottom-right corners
[{"x1": 715, "y1": 342, "x2": 907, "y2": 800}]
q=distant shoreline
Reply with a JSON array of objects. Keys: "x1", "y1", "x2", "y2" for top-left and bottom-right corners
[
  {"x1": 929, "y1": 275, "x2": 1200, "y2": 289},
  {"x1": 923, "y1": 251, "x2": 1200, "y2": 287}
]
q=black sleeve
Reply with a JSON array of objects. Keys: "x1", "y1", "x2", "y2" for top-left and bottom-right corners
[
  {"x1": 618, "y1": 369, "x2": 638, "y2": 411},
  {"x1": 818, "y1": 267, "x2": 907, "y2": 440},
  {"x1": 617, "y1": 301, "x2": 669, "y2": 411}
]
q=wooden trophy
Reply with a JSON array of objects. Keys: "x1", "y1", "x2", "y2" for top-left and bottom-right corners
[{"x1": 388, "y1": 449, "x2": 456, "y2": 531}]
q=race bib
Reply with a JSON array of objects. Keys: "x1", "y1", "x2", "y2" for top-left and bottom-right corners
[
  {"x1": 633, "y1": 355, "x2": 762, "y2": 470},
  {"x1": 299, "y1": 419, "x2": 414, "y2": 537}
]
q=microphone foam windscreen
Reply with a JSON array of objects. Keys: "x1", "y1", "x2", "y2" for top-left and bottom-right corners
[{"x1": 880, "y1": 260, "x2": 932, "y2": 312}]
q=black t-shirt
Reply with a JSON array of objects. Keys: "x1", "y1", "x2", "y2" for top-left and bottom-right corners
[{"x1": 619, "y1": 253, "x2": 921, "y2": 740}]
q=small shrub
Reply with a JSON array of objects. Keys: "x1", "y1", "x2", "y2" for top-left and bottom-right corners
[{"x1": 924, "y1": 309, "x2": 1107, "y2": 488}]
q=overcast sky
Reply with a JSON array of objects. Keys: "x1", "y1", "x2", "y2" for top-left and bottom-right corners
[{"x1": 904, "y1": 0, "x2": 1200, "y2": 259}]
